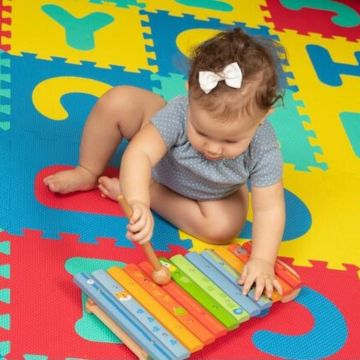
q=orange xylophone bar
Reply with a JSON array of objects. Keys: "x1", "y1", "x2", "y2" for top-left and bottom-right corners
[{"x1": 74, "y1": 243, "x2": 302, "y2": 360}]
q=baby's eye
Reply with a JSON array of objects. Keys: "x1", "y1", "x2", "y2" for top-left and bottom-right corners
[{"x1": 225, "y1": 139, "x2": 238, "y2": 144}]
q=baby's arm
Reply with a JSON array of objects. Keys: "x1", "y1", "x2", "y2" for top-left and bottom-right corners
[
  {"x1": 239, "y1": 181, "x2": 285, "y2": 300},
  {"x1": 120, "y1": 123, "x2": 167, "y2": 244}
]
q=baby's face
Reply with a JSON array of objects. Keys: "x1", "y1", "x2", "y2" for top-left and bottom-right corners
[{"x1": 187, "y1": 102, "x2": 267, "y2": 161}]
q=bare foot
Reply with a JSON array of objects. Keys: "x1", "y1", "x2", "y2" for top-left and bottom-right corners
[
  {"x1": 43, "y1": 166, "x2": 99, "y2": 194},
  {"x1": 98, "y1": 176, "x2": 121, "y2": 201}
]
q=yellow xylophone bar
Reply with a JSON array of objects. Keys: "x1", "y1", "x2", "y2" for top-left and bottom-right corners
[{"x1": 77, "y1": 243, "x2": 302, "y2": 359}]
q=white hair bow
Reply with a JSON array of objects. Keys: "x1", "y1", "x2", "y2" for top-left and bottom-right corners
[{"x1": 198, "y1": 62, "x2": 243, "y2": 94}]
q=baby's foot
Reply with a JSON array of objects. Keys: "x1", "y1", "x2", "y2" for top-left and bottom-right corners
[
  {"x1": 43, "y1": 166, "x2": 99, "y2": 194},
  {"x1": 98, "y1": 176, "x2": 121, "y2": 202}
]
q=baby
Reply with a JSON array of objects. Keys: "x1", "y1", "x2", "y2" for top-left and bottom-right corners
[{"x1": 44, "y1": 28, "x2": 285, "y2": 300}]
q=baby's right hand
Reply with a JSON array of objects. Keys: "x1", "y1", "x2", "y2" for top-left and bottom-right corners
[{"x1": 126, "y1": 201, "x2": 154, "y2": 245}]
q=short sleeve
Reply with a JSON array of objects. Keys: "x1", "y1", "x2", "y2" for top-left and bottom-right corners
[
  {"x1": 248, "y1": 121, "x2": 283, "y2": 187},
  {"x1": 150, "y1": 96, "x2": 187, "y2": 148}
]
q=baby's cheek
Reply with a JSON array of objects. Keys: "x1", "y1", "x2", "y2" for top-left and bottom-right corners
[
  {"x1": 225, "y1": 149, "x2": 240, "y2": 159},
  {"x1": 229, "y1": 146, "x2": 247, "y2": 158}
]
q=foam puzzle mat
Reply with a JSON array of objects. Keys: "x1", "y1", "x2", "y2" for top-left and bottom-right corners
[{"x1": 0, "y1": 0, "x2": 359, "y2": 359}]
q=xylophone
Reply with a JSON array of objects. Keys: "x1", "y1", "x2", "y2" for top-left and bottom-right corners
[{"x1": 74, "y1": 242, "x2": 302, "y2": 360}]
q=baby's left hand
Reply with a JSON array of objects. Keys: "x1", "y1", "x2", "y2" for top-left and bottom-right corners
[{"x1": 238, "y1": 258, "x2": 282, "y2": 300}]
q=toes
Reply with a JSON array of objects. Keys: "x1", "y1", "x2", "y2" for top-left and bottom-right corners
[
  {"x1": 48, "y1": 182, "x2": 58, "y2": 192},
  {"x1": 43, "y1": 175, "x2": 54, "y2": 185},
  {"x1": 98, "y1": 184, "x2": 109, "y2": 198},
  {"x1": 98, "y1": 176, "x2": 106, "y2": 184}
]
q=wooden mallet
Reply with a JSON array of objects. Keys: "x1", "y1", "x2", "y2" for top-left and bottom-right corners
[{"x1": 117, "y1": 194, "x2": 171, "y2": 285}]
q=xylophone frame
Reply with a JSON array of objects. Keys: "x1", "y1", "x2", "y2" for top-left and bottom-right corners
[{"x1": 77, "y1": 243, "x2": 302, "y2": 360}]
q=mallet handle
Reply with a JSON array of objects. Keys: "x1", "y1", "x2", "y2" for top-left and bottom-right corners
[{"x1": 117, "y1": 194, "x2": 163, "y2": 271}]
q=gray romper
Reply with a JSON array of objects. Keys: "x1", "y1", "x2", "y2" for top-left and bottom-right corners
[{"x1": 151, "y1": 96, "x2": 282, "y2": 201}]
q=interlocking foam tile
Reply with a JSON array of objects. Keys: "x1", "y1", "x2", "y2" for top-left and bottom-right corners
[
  {"x1": 0, "y1": 229, "x2": 187, "y2": 359},
  {"x1": 2, "y1": 0, "x2": 360, "y2": 358},
  {"x1": 9, "y1": 52, "x2": 156, "y2": 137},
  {"x1": 0, "y1": 53, "x2": 10, "y2": 228},
  {"x1": 0, "y1": 50, "x2": 10, "y2": 132},
  {"x1": 272, "y1": 30, "x2": 360, "y2": 269},
  {"x1": 276, "y1": 259, "x2": 360, "y2": 359},
  {"x1": 145, "y1": 10, "x2": 287, "y2": 82},
  {"x1": 0, "y1": 0, "x2": 11, "y2": 52},
  {"x1": 262, "y1": 0, "x2": 360, "y2": 41},
  {"x1": 9, "y1": 0, "x2": 157, "y2": 71},
  {"x1": 143, "y1": 0, "x2": 268, "y2": 28},
  {"x1": 269, "y1": 89, "x2": 327, "y2": 171}
]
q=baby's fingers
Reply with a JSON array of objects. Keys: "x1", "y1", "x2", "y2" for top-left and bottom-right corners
[
  {"x1": 242, "y1": 273, "x2": 255, "y2": 296},
  {"x1": 129, "y1": 216, "x2": 153, "y2": 244},
  {"x1": 273, "y1": 278, "x2": 282, "y2": 296},
  {"x1": 128, "y1": 214, "x2": 146, "y2": 233},
  {"x1": 129, "y1": 206, "x2": 142, "y2": 224},
  {"x1": 130, "y1": 227, "x2": 152, "y2": 244},
  {"x1": 265, "y1": 278, "x2": 274, "y2": 299},
  {"x1": 254, "y1": 278, "x2": 266, "y2": 301},
  {"x1": 238, "y1": 267, "x2": 248, "y2": 286}
]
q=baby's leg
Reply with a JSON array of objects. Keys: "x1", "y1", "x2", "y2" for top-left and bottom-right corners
[
  {"x1": 97, "y1": 178, "x2": 248, "y2": 243},
  {"x1": 150, "y1": 182, "x2": 249, "y2": 244},
  {"x1": 44, "y1": 86, "x2": 165, "y2": 193}
]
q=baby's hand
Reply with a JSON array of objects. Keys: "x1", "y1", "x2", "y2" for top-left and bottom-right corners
[
  {"x1": 126, "y1": 201, "x2": 154, "y2": 245},
  {"x1": 238, "y1": 258, "x2": 282, "y2": 301}
]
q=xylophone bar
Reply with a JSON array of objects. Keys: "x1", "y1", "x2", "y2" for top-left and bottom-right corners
[
  {"x1": 74, "y1": 271, "x2": 189, "y2": 360},
  {"x1": 139, "y1": 260, "x2": 228, "y2": 338},
  {"x1": 159, "y1": 257, "x2": 239, "y2": 330},
  {"x1": 85, "y1": 298, "x2": 150, "y2": 360},
  {"x1": 211, "y1": 247, "x2": 273, "y2": 308},
  {"x1": 74, "y1": 243, "x2": 302, "y2": 359},
  {"x1": 124, "y1": 263, "x2": 216, "y2": 345}
]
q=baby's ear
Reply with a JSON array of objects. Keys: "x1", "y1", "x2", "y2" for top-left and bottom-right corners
[{"x1": 185, "y1": 81, "x2": 189, "y2": 91}]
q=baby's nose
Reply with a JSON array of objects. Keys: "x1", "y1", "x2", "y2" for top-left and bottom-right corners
[{"x1": 206, "y1": 142, "x2": 222, "y2": 155}]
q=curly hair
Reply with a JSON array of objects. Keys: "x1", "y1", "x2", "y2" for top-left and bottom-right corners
[{"x1": 188, "y1": 28, "x2": 285, "y2": 121}]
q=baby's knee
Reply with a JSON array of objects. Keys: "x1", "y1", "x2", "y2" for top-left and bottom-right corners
[
  {"x1": 200, "y1": 219, "x2": 241, "y2": 245},
  {"x1": 98, "y1": 86, "x2": 135, "y2": 111}
]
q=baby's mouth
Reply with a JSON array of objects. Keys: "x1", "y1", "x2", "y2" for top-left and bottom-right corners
[{"x1": 203, "y1": 152, "x2": 222, "y2": 161}]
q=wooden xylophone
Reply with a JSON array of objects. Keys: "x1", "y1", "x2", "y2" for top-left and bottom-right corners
[{"x1": 74, "y1": 242, "x2": 302, "y2": 360}]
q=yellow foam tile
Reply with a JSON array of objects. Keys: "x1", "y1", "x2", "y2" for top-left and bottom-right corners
[{"x1": 10, "y1": 0, "x2": 157, "y2": 72}]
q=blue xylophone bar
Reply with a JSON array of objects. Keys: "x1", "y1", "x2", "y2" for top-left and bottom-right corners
[{"x1": 74, "y1": 272, "x2": 188, "y2": 360}]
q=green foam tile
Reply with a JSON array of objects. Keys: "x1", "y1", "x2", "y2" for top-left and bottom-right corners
[
  {"x1": 0, "y1": 242, "x2": 10, "y2": 255},
  {"x1": 270, "y1": 89, "x2": 328, "y2": 171},
  {"x1": 0, "y1": 341, "x2": 10, "y2": 358},
  {"x1": 340, "y1": 112, "x2": 360, "y2": 158},
  {"x1": 0, "y1": 314, "x2": 10, "y2": 330},
  {"x1": 0, "y1": 265, "x2": 9, "y2": 279},
  {"x1": 151, "y1": 73, "x2": 187, "y2": 101},
  {"x1": 0, "y1": 289, "x2": 10, "y2": 304}
]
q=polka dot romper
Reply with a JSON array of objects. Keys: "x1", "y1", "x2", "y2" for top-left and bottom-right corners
[{"x1": 151, "y1": 96, "x2": 282, "y2": 201}]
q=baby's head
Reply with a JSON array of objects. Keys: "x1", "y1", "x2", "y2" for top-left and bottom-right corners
[{"x1": 187, "y1": 28, "x2": 284, "y2": 160}]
